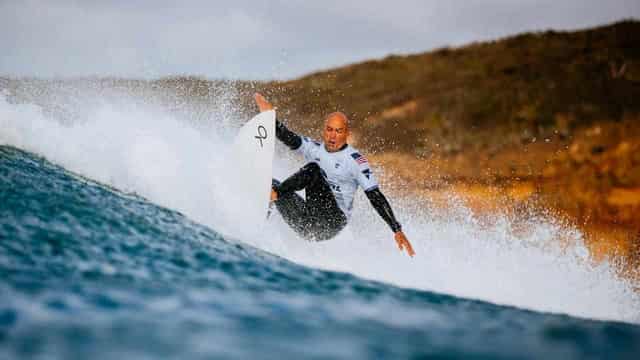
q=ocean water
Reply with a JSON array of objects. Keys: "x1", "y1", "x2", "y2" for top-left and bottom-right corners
[{"x1": 1, "y1": 88, "x2": 640, "y2": 359}]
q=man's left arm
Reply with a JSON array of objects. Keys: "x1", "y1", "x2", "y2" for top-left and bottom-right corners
[
  {"x1": 364, "y1": 188, "x2": 401, "y2": 232},
  {"x1": 365, "y1": 188, "x2": 415, "y2": 257},
  {"x1": 352, "y1": 152, "x2": 414, "y2": 257}
]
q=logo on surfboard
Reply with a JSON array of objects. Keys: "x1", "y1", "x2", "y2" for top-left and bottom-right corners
[{"x1": 255, "y1": 125, "x2": 268, "y2": 147}]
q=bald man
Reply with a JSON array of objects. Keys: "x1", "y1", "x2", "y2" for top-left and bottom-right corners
[{"x1": 255, "y1": 93, "x2": 414, "y2": 257}]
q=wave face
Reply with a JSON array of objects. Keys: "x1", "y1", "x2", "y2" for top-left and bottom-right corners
[
  {"x1": 2, "y1": 145, "x2": 640, "y2": 359},
  {"x1": 1, "y1": 85, "x2": 640, "y2": 358}
]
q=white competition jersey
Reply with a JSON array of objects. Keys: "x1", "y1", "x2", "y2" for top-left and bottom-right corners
[{"x1": 298, "y1": 137, "x2": 378, "y2": 218}]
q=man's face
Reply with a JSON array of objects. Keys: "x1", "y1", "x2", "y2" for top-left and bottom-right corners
[{"x1": 323, "y1": 114, "x2": 349, "y2": 152}]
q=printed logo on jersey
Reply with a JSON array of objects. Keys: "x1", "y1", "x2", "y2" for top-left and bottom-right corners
[
  {"x1": 328, "y1": 181, "x2": 342, "y2": 192},
  {"x1": 361, "y1": 169, "x2": 371, "y2": 179},
  {"x1": 335, "y1": 162, "x2": 341, "y2": 169},
  {"x1": 351, "y1": 152, "x2": 368, "y2": 165}
]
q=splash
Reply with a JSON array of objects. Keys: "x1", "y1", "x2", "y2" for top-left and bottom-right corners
[{"x1": 1, "y1": 83, "x2": 638, "y2": 324}]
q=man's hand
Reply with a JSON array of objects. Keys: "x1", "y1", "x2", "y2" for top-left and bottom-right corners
[
  {"x1": 394, "y1": 231, "x2": 415, "y2": 257},
  {"x1": 254, "y1": 93, "x2": 274, "y2": 112}
]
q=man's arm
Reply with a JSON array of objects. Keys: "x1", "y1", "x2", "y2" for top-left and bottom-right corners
[
  {"x1": 275, "y1": 120, "x2": 302, "y2": 150},
  {"x1": 351, "y1": 151, "x2": 415, "y2": 257},
  {"x1": 365, "y1": 188, "x2": 401, "y2": 232},
  {"x1": 365, "y1": 188, "x2": 415, "y2": 257},
  {"x1": 254, "y1": 93, "x2": 302, "y2": 150}
]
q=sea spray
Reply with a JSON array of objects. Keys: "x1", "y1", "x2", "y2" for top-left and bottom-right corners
[{"x1": 1, "y1": 84, "x2": 638, "y2": 324}]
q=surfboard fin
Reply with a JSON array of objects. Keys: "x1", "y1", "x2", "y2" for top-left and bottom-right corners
[{"x1": 266, "y1": 202, "x2": 275, "y2": 220}]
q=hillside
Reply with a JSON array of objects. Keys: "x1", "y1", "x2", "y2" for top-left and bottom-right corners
[{"x1": 255, "y1": 20, "x2": 638, "y2": 148}]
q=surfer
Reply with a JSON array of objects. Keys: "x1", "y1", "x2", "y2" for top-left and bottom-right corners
[{"x1": 255, "y1": 93, "x2": 415, "y2": 257}]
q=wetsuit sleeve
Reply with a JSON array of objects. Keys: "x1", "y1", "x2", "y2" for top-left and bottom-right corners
[
  {"x1": 275, "y1": 119, "x2": 302, "y2": 150},
  {"x1": 365, "y1": 188, "x2": 402, "y2": 233},
  {"x1": 350, "y1": 151, "x2": 401, "y2": 232}
]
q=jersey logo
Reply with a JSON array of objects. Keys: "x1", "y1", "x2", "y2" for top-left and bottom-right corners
[
  {"x1": 351, "y1": 152, "x2": 368, "y2": 165},
  {"x1": 361, "y1": 169, "x2": 371, "y2": 179},
  {"x1": 335, "y1": 162, "x2": 341, "y2": 169},
  {"x1": 329, "y1": 182, "x2": 342, "y2": 192}
]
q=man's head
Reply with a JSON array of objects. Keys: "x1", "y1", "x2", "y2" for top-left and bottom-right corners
[{"x1": 322, "y1": 112, "x2": 350, "y2": 152}]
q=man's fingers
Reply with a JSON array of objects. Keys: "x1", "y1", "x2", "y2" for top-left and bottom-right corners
[
  {"x1": 254, "y1": 93, "x2": 273, "y2": 112},
  {"x1": 408, "y1": 243, "x2": 415, "y2": 257},
  {"x1": 407, "y1": 243, "x2": 415, "y2": 257},
  {"x1": 401, "y1": 238, "x2": 415, "y2": 257},
  {"x1": 395, "y1": 234, "x2": 404, "y2": 252},
  {"x1": 394, "y1": 233, "x2": 415, "y2": 257}
]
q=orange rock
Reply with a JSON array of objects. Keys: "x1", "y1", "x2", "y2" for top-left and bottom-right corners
[
  {"x1": 569, "y1": 143, "x2": 585, "y2": 163},
  {"x1": 507, "y1": 182, "x2": 535, "y2": 201},
  {"x1": 614, "y1": 141, "x2": 631, "y2": 157},
  {"x1": 606, "y1": 187, "x2": 640, "y2": 206},
  {"x1": 542, "y1": 165, "x2": 557, "y2": 178}
]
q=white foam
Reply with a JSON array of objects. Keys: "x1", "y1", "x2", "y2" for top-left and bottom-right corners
[{"x1": 1, "y1": 89, "x2": 638, "y2": 324}]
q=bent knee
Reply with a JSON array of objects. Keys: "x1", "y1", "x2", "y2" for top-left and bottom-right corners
[{"x1": 303, "y1": 162, "x2": 321, "y2": 172}]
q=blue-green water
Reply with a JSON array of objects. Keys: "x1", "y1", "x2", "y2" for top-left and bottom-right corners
[{"x1": 2, "y1": 145, "x2": 640, "y2": 359}]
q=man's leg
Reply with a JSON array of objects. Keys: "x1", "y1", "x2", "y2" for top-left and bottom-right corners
[
  {"x1": 300, "y1": 164, "x2": 347, "y2": 240},
  {"x1": 271, "y1": 178, "x2": 313, "y2": 238},
  {"x1": 273, "y1": 163, "x2": 346, "y2": 241}
]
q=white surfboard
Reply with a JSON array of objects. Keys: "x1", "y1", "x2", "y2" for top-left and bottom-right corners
[{"x1": 227, "y1": 110, "x2": 276, "y2": 227}]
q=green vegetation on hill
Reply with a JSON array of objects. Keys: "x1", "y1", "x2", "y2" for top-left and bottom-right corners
[{"x1": 254, "y1": 20, "x2": 639, "y2": 156}]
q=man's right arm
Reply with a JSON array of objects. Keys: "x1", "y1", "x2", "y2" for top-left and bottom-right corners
[
  {"x1": 276, "y1": 119, "x2": 302, "y2": 150},
  {"x1": 254, "y1": 92, "x2": 302, "y2": 151}
]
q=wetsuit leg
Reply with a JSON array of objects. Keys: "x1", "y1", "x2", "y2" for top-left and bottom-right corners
[
  {"x1": 273, "y1": 163, "x2": 347, "y2": 241},
  {"x1": 302, "y1": 164, "x2": 347, "y2": 240},
  {"x1": 271, "y1": 178, "x2": 311, "y2": 237}
]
